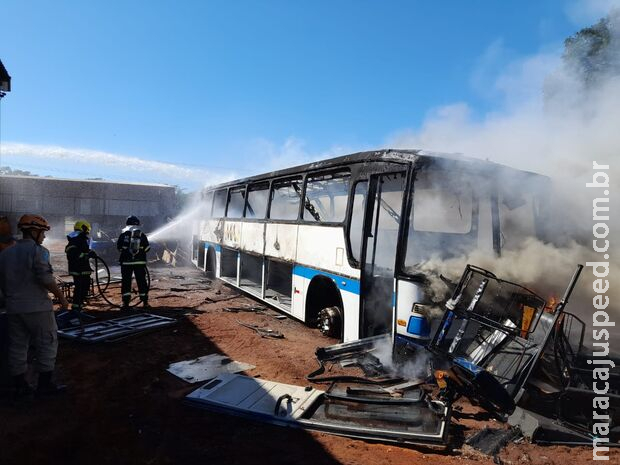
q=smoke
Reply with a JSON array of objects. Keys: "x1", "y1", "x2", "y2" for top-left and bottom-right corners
[
  {"x1": 390, "y1": 8, "x2": 620, "y2": 337},
  {"x1": 1, "y1": 142, "x2": 234, "y2": 188},
  {"x1": 372, "y1": 335, "x2": 432, "y2": 380},
  {"x1": 250, "y1": 136, "x2": 352, "y2": 172},
  {"x1": 566, "y1": 0, "x2": 620, "y2": 23}
]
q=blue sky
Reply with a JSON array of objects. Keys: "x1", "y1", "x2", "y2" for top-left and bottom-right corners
[{"x1": 0, "y1": 0, "x2": 617, "y2": 189}]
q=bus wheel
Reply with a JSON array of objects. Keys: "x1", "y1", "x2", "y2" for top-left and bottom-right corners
[{"x1": 317, "y1": 306, "x2": 342, "y2": 339}]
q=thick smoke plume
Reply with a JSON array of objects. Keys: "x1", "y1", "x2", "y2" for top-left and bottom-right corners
[{"x1": 390, "y1": 10, "x2": 620, "y2": 337}]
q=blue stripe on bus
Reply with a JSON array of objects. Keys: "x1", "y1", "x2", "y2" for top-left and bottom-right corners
[
  {"x1": 204, "y1": 242, "x2": 221, "y2": 252},
  {"x1": 293, "y1": 265, "x2": 360, "y2": 295}
]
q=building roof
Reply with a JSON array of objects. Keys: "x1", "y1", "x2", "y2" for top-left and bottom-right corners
[{"x1": 0, "y1": 174, "x2": 174, "y2": 189}]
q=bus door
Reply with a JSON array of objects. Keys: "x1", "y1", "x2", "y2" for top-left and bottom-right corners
[{"x1": 360, "y1": 171, "x2": 406, "y2": 339}]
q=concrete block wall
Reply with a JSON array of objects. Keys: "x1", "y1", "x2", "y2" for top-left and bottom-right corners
[{"x1": 0, "y1": 175, "x2": 177, "y2": 237}]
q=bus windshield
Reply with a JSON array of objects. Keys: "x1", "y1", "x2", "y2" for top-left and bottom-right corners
[{"x1": 402, "y1": 168, "x2": 548, "y2": 274}]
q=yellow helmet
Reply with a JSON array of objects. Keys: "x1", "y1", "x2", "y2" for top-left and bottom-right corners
[{"x1": 74, "y1": 220, "x2": 91, "y2": 234}]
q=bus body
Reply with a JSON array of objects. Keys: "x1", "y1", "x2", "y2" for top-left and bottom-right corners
[{"x1": 192, "y1": 149, "x2": 549, "y2": 343}]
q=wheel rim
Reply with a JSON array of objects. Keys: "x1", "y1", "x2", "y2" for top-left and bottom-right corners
[{"x1": 317, "y1": 306, "x2": 342, "y2": 338}]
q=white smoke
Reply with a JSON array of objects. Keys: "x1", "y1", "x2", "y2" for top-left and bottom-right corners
[
  {"x1": 249, "y1": 136, "x2": 352, "y2": 173},
  {"x1": 372, "y1": 335, "x2": 432, "y2": 380},
  {"x1": 390, "y1": 8, "x2": 620, "y2": 338},
  {"x1": 566, "y1": 0, "x2": 620, "y2": 23}
]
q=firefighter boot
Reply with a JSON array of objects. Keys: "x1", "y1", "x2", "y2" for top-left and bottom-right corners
[
  {"x1": 141, "y1": 296, "x2": 150, "y2": 310},
  {"x1": 13, "y1": 373, "x2": 34, "y2": 401},
  {"x1": 36, "y1": 371, "x2": 67, "y2": 396},
  {"x1": 121, "y1": 296, "x2": 131, "y2": 312}
]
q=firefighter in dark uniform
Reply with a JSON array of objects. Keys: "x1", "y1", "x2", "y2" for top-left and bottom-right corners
[
  {"x1": 117, "y1": 216, "x2": 150, "y2": 310},
  {"x1": 65, "y1": 220, "x2": 95, "y2": 320}
]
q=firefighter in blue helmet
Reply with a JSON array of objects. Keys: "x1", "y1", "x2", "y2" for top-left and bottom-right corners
[
  {"x1": 64, "y1": 220, "x2": 96, "y2": 323},
  {"x1": 117, "y1": 216, "x2": 150, "y2": 310}
]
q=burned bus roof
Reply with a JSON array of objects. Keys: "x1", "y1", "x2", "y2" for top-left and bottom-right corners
[{"x1": 202, "y1": 149, "x2": 547, "y2": 191}]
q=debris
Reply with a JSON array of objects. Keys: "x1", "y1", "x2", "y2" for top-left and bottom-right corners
[
  {"x1": 57, "y1": 313, "x2": 176, "y2": 343},
  {"x1": 236, "y1": 320, "x2": 284, "y2": 339},
  {"x1": 465, "y1": 427, "x2": 521, "y2": 456},
  {"x1": 167, "y1": 354, "x2": 255, "y2": 383},
  {"x1": 55, "y1": 309, "x2": 96, "y2": 330},
  {"x1": 185, "y1": 373, "x2": 450, "y2": 446},
  {"x1": 211, "y1": 294, "x2": 241, "y2": 303},
  {"x1": 223, "y1": 306, "x2": 265, "y2": 313},
  {"x1": 308, "y1": 335, "x2": 395, "y2": 382},
  {"x1": 507, "y1": 406, "x2": 602, "y2": 445},
  {"x1": 428, "y1": 265, "x2": 584, "y2": 418},
  {"x1": 383, "y1": 379, "x2": 426, "y2": 393}
]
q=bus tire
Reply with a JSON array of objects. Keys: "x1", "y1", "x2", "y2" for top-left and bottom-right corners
[{"x1": 317, "y1": 306, "x2": 343, "y2": 340}]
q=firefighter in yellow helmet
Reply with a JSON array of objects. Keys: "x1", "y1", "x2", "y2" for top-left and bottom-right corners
[
  {"x1": 0, "y1": 214, "x2": 69, "y2": 398},
  {"x1": 62, "y1": 220, "x2": 96, "y2": 327}
]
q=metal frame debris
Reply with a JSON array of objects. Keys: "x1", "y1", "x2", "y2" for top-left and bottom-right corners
[{"x1": 58, "y1": 313, "x2": 176, "y2": 343}]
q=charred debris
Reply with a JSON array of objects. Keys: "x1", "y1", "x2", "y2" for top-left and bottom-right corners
[{"x1": 186, "y1": 263, "x2": 619, "y2": 453}]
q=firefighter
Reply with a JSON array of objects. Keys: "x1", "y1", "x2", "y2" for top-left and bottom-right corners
[
  {"x1": 64, "y1": 220, "x2": 96, "y2": 322},
  {"x1": 0, "y1": 214, "x2": 69, "y2": 398},
  {"x1": 0, "y1": 216, "x2": 15, "y2": 385},
  {"x1": 0, "y1": 216, "x2": 15, "y2": 252},
  {"x1": 0, "y1": 216, "x2": 15, "y2": 307},
  {"x1": 117, "y1": 215, "x2": 150, "y2": 310}
]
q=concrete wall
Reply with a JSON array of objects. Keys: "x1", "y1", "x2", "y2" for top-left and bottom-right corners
[{"x1": 0, "y1": 175, "x2": 176, "y2": 237}]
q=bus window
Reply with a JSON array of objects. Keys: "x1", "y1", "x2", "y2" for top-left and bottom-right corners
[
  {"x1": 303, "y1": 170, "x2": 350, "y2": 223},
  {"x1": 212, "y1": 189, "x2": 227, "y2": 218},
  {"x1": 202, "y1": 191, "x2": 214, "y2": 218},
  {"x1": 413, "y1": 180, "x2": 473, "y2": 233},
  {"x1": 403, "y1": 170, "x2": 477, "y2": 268},
  {"x1": 499, "y1": 189, "x2": 540, "y2": 250},
  {"x1": 227, "y1": 187, "x2": 246, "y2": 218},
  {"x1": 348, "y1": 181, "x2": 367, "y2": 263},
  {"x1": 245, "y1": 183, "x2": 269, "y2": 219},
  {"x1": 269, "y1": 177, "x2": 302, "y2": 220}
]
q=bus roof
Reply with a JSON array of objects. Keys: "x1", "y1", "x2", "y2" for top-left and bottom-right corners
[{"x1": 203, "y1": 149, "x2": 546, "y2": 191}]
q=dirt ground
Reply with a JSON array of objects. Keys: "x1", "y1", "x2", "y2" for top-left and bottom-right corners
[{"x1": 0, "y1": 251, "x2": 615, "y2": 465}]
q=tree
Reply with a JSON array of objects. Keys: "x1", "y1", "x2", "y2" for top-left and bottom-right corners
[
  {"x1": 544, "y1": 9, "x2": 620, "y2": 113},
  {"x1": 0, "y1": 166, "x2": 37, "y2": 176}
]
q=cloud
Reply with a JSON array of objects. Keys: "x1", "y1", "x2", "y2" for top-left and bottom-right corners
[{"x1": 1, "y1": 142, "x2": 234, "y2": 189}]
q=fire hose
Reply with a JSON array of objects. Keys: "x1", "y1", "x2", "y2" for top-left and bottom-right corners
[{"x1": 91, "y1": 254, "x2": 151, "y2": 308}]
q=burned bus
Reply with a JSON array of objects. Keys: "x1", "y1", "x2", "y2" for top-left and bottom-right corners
[{"x1": 191, "y1": 149, "x2": 549, "y2": 343}]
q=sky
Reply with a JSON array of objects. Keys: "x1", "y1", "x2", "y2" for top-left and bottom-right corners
[{"x1": 0, "y1": 0, "x2": 617, "y2": 189}]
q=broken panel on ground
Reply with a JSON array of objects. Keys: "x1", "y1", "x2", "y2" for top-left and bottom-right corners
[
  {"x1": 57, "y1": 313, "x2": 176, "y2": 343},
  {"x1": 186, "y1": 373, "x2": 450, "y2": 446}
]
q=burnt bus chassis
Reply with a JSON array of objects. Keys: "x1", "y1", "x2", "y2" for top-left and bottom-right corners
[{"x1": 194, "y1": 149, "x2": 549, "y2": 338}]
